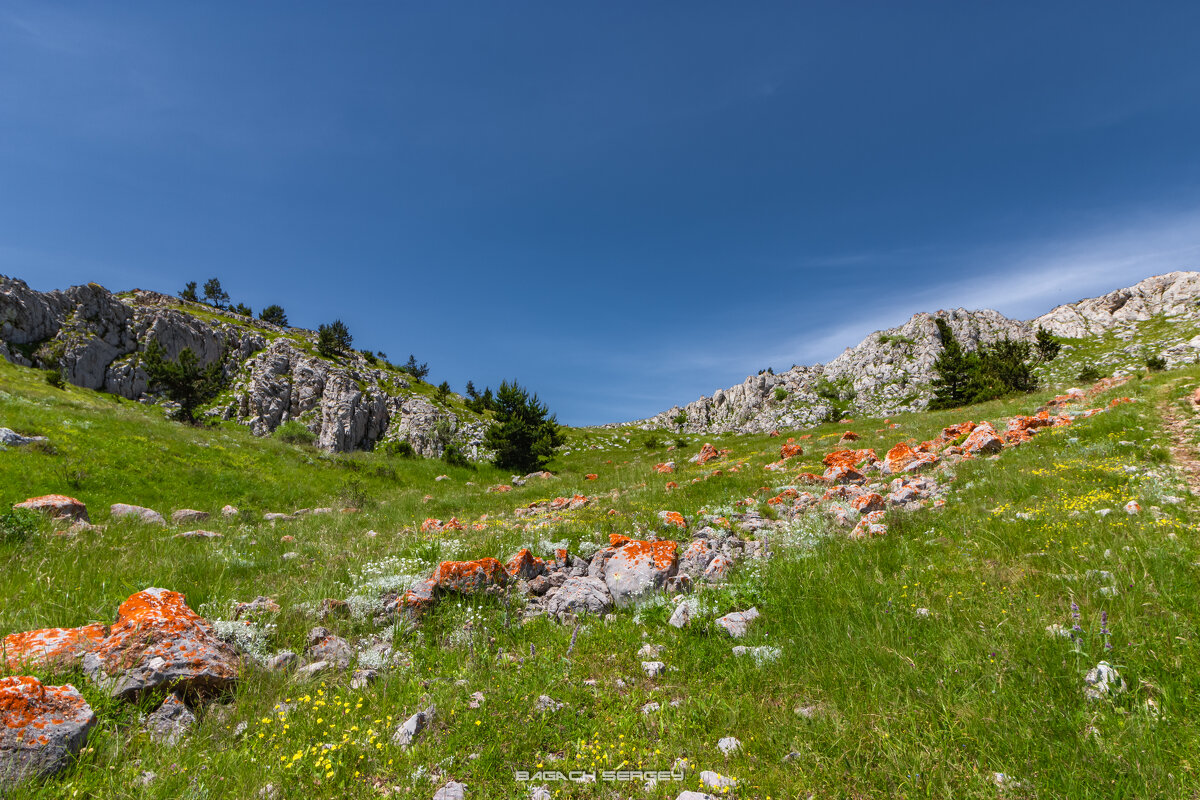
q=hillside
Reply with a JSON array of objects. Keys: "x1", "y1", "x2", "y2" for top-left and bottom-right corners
[
  {"x1": 0, "y1": 278, "x2": 490, "y2": 457},
  {"x1": 636, "y1": 271, "x2": 1200, "y2": 434},
  {"x1": 2, "y1": 272, "x2": 1200, "y2": 798}
]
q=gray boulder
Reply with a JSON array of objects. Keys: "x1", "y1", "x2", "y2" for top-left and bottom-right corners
[
  {"x1": 543, "y1": 577, "x2": 613, "y2": 620},
  {"x1": 0, "y1": 677, "x2": 96, "y2": 788},
  {"x1": 392, "y1": 705, "x2": 435, "y2": 747},
  {"x1": 110, "y1": 504, "x2": 166, "y2": 526},
  {"x1": 144, "y1": 693, "x2": 196, "y2": 745}
]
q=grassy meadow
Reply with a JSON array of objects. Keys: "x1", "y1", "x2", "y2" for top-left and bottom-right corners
[{"x1": 2, "y1": 353, "x2": 1199, "y2": 798}]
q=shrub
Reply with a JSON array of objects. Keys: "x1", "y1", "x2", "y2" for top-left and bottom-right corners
[
  {"x1": 1076, "y1": 363, "x2": 1105, "y2": 383},
  {"x1": 1146, "y1": 354, "x2": 1167, "y2": 371},
  {"x1": 274, "y1": 420, "x2": 315, "y2": 445},
  {"x1": 671, "y1": 412, "x2": 688, "y2": 430},
  {"x1": 674, "y1": 437, "x2": 689, "y2": 449},
  {"x1": 773, "y1": 387, "x2": 788, "y2": 402},
  {"x1": 44, "y1": 368, "x2": 65, "y2": 389},
  {"x1": 645, "y1": 434, "x2": 660, "y2": 449},
  {"x1": 259, "y1": 304, "x2": 289, "y2": 327},
  {"x1": 1035, "y1": 327, "x2": 1061, "y2": 361},
  {"x1": 482, "y1": 380, "x2": 565, "y2": 473},
  {"x1": 142, "y1": 341, "x2": 227, "y2": 423},
  {"x1": 382, "y1": 440, "x2": 417, "y2": 458},
  {"x1": 436, "y1": 381, "x2": 452, "y2": 403},
  {"x1": 317, "y1": 320, "x2": 353, "y2": 358},
  {"x1": 230, "y1": 303, "x2": 253, "y2": 317},
  {"x1": 0, "y1": 508, "x2": 41, "y2": 544},
  {"x1": 338, "y1": 477, "x2": 369, "y2": 508}
]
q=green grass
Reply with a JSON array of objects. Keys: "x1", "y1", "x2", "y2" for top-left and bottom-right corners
[{"x1": 2, "y1": 359, "x2": 1200, "y2": 798}]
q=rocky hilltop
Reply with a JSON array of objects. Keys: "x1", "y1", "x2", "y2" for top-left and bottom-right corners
[
  {"x1": 0, "y1": 277, "x2": 488, "y2": 456},
  {"x1": 636, "y1": 271, "x2": 1200, "y2": 434}
]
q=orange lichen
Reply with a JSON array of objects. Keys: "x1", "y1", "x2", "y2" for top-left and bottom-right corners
[
  {"x1": 839, "y1": 431, "x2": 859, "y2": 441},
  {"x1": 780, "y1": 438, "x2": 804, "y2": 459},
  {"x1": 661, "y1": 511, "x2": 687, "y2": 529},
  {"x1": 3, "y1": 624, "x2": 107, "y2": 672},
  {"x1": 610, "y1": 539, "x2": 678, "y2": 570},
  {"x1": 822, "y1": 448, "x2": 877, "y2": 468},
  {"x1": 697, "y1": 443, "x2": 720, "y2": 465},
  {"x1": 585, "y1": 474, "x2": 598, "y2": 481},
  {"x1": 653, "y1": 463, "x2": 675, "y2": 474}
]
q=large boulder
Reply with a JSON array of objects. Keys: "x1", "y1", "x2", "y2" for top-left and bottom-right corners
[
  {"x1": 603, "y1": 539, "x2": 679, "y2": 607},
  {"x1": 433, "y1": 559, "x2": 507, "y2": 594},
  {"x1": 13, "y1": 495, "x2": 88, "y2": 523},
  {"x1": 0, "y1": 677, "x2": 96, "y2": 788},
  {"x1": 543, "y1": 577, "x2": 613, "y2": 620},
  {"x1": 82, "y1": 588, "x2": 239, "y2": 701},
  {"x1": 110, "y1": 504, "x2": 166, "y2": 526}
]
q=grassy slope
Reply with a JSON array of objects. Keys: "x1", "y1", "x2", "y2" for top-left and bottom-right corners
[{"x1": 1, "y1": 356, "x2": 1199, "y2": 799}]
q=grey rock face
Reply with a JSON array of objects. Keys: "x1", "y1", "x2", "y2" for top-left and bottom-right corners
[
  {"x1": 0, "y1": 678, "x2": 96, "y2": 789},
  {"x1": 0, "y1": 277, "x2": 490, "y2": 456},
  {"x1": 631, "y1": 271, "x2": 1200, "y2": 433},
  {"x1": 543, "y1": 577, "x2": 614, "y2": 620}
]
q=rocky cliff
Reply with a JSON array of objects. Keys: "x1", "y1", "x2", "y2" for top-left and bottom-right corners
[
  {"x1": 0, "y1": 277, "x2": 489, "y2": 457},
  {"x1": 636, "y1": 271, "x2": 1200, "y2": 434}
]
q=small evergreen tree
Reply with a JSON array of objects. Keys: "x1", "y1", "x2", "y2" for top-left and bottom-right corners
[
  {"x1": 142, "y1": 341, "x2": 226, "y2": 423},
  {"x1": 317, "y1": 320, "x2": 353, "y2": 358},
  {"x1": 231, "y1": 302, "x2": 253, "y2": 317},
  {"x1": 402, "y1": 355, "x2": 430, "y2": 380},
  {"x1": 259, "y1": 304, "x2": 289, "y2": 327},
  {"x1": 1035, "y1": 327, "x2": 1061, "y2": 361},
  {"x1": 482, "y1": 380, "x2": 565, "y2": 473},
  {"x1": 202, "y1": 278, "x2": 230, "y2": 308},
  {"x1": 179, "y1": 281, "x2": 199, "y2": 302},
  {"x1": 929, "y1": 319, "x2": 975, "y2": 409},
  {"x1": 465, "y1": 381, "x2": 479, "y2": 400},
  {"x1": 436, "y1": 380, "x2": 452, "y2": 403}
]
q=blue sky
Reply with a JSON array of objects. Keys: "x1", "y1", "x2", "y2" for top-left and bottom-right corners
[{"x1": 3, "y1": 3, "x2": 1200, "y2": 424}]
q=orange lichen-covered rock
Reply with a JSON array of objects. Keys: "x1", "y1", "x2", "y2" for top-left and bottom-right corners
[
  {"x1": 839, "y1": 431, "x2": 859, "y2": 442},
  {"x1": 12, "y1": 495, "x2": 88, "y2": 523},
  {"x1": 81, "y1": 588, "x2": 238, "y2": 701},
  {"x1": 823, "y1": 465, "x2": 865, "y2": 485},
  {"x1": 603, "y1": 539, "x2": 678, "y2": 607},
  {"x1": 679, "y1": 539, "x2": 715, "y2": 578},
  {"x1": 851, "y1": 493, "x2": 886, "y2": 514},
  {"x1": 3, "y1": 624, "x2": 107, "y2": 673},
  {"x1": 963, "y1": 423, "x2": 1004, "y2": 455},
  {"x1": 402, "y1": 579, "x2": 437, "y2": 616},
  {"x1": 797, "y1": 472, "x2": 828, "y2": 485},
  {"x1": 850, "y1": 510, "x2": 888, "y2": 539},
  {"x1": 442, "y1": 517, "x2": 465, "y2": 531},
  {"x1": 420, "y1": 518, "x2": 443, "y2": 533},
  {"x1": 780, "y1": 439, "x2": 804, "y2": 459},
  {"x1": 696, "y1": 443, "x2": 720, "y2": 465},
  {"x1": 940, "y1": 421, "x2": 976, "y2": 440},
  {"x1": 822, "y1": 448, "x2": 877, "y2": 469},
  {"x1": 884, "y1": 442, "x2": 938, "y2": 473},
  {"x1": 665, "y1": 481, "x2": 679, "y2": 490},
  {"x1": 1004, "y1": 429, "x2": 1034, "y2": 445},
  {"x1": 769, "y1": 430, "x2": 780, "y2": 438},
  {"x1": 658, "y1": 510, "x2": 687, "y2": 529},
  {"x1": 504, "y1": 551, "x2": 547, "y2": 582},
  {"x1": 0, "y1": 676, "x2": 96, "y2": 786},
  {"x1": 1109, "y1": 397, "x2": 1133, "y2": 407},
  {"x1": 488, "y1": 484, "x2": 512, "y2": 493},
  {"x1": 585, "y1": 474, "x2": 598, "y2": 481},
  {"x1": 433, "y1": 558, "x2": 508, "y2": 594},
  {"x1": 653, "y1": 462, "x2": 675, "y2": 474}
]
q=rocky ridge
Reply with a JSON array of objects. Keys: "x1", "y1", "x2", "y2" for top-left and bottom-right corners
[
  {"x1": 635, "y1": 271, "x2": 1200, "y2": 434},
  {"x1": 0, "y1": 277, "x2": 487, "y2": 456}
]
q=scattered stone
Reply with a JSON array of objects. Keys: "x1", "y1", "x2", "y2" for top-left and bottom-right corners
[
  {"x1": 13, "y1": 494, "x2": 89, "y2": 523},
  {"x1": 535, "y1": 695, "x2": 564, "y2": 712},
  {"x1": 668, "y1": 602, "x2": 692, "y2": 629},
  {"x1": 143, "y1": 693, "x2": 196, "y2": 745},
  {"x1": 349, "y1": 669, "x2": 378, "y2": 690},
  {"x1": 603, "y1": 538, "x2": 679, "y2": 607},
  {"x1": 110, "y1": 503, "x2": 166, "y2": 525},
  {"x1": 432, "y1": 780, "x2": 466, "y2": 800},
  {"x1": 0, "y1": 677, "x2": 96, "y2": 788},
  {"x1": 637, "y1": 643, "x2": 663, "y2": 659},
  {"x1": 175, "y1": 530, "x2": 222, "y2": 539},
  {"x1": 295, "y1": 661, "x2": 330, "y2": 680},
  {"x1": 221, "y1": 505, "x2": 239, "y2": 517},
  {"x1": 674, "y1": 791, "x2": 716, "y2": 800},
  {"x1": 171, "y1": 509, "x2": 210, "y2": 524},
  {"x1": 392, "y1": 705, "x2": 435, "y2": 747},
  {"x1": 700, "y1": 770, "x2": 737, "y2": 789},
  {"x1": 1124, "y1": 500, "x2": 1141, "y2": 515},
  {"x1": 714, "y1": 607, "x2": 759, "y2": 638},
  {"x1": 0, "y1": 428, "x2": 45, "y2": 447},
  {"x1": 1084, "y1": 661, "x2": 1126, "y2": 700},
  {"x1": 305, "y1": 627, "x2": 354, "y2": 669},
  {"x1": 642, "y1": 661, "x2": 666, "y2": 678},
  {"x1": 732, "y1": 645, "x2": 781, "y2": 664},
  {"x1": 468, "y1": 692, "x2": 484, "y2": 709},
  {"x1": 717, "y1": 736, "x2": 741, "y2": 755},
  {"x1": 233, "y1": 596, "x2": 280, "y2": 620},
  {"x1": 433, "y1": 559, "x2": 508, "y2": 594},
  {"x1": 267, "y1": 651, "x2": 298, "y2": 671}
]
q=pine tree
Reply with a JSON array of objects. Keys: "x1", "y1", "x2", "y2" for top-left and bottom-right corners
[
  {"x1": 1035, "y1": 327, "x2": 1061, "y2": 361},
  {"x1": 482, "y1": 380, "x2": 565, "y2": 473},
  {"x1": 141, "y1": 341, "x2": 226, "y2": 423},
  {"x1": 929, "y1": 319, "x2": 974, "y2": 409},
  {"x1": 202, "y1": 278, "x2": 230, "y2": 308},
  {"x1": 317, "y1": 320, "x2": 353, "y2": 357},
  {"x1": 259, "y1": 304, "x2": 289, "y2": 327},
  {"x1": 179, "y1": 281, "x2": 199, "y2": 302}
]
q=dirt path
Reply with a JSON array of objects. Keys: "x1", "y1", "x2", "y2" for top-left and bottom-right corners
[{"x1": 1160, "y1": 380, "x2": 1200, "y2": 496}]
